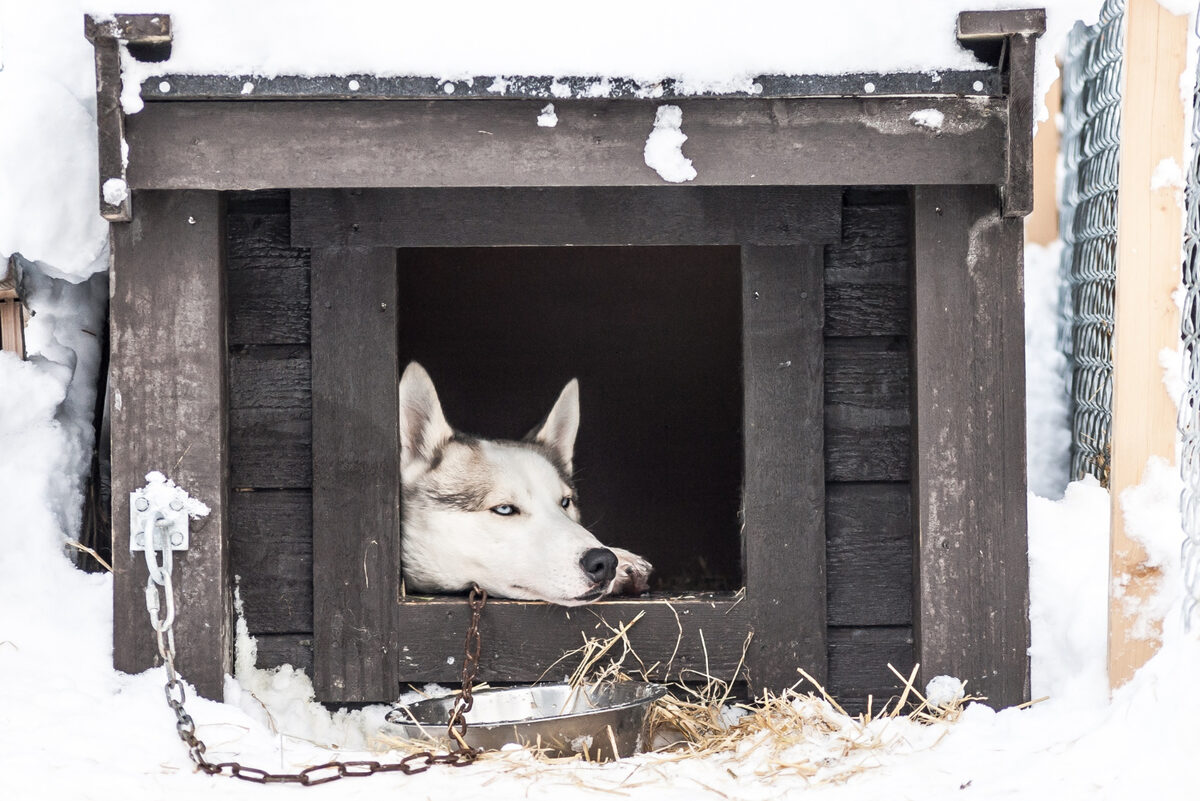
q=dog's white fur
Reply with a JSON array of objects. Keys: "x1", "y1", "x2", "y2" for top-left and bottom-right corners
[{"x1": 398, "y1": 362, "x2": 652, "y2": 606}]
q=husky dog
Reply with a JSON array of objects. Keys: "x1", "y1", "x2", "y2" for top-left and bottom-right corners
[{"x1": 398, "y1": 362, "x2": 652, "y2": 606}]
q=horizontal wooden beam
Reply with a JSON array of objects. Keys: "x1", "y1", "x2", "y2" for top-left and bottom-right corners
[
  {"x1": 290, "y1": 187, "x2": 842, "y2": 247},
  {"x1": 126, "y1": 97, "x2": 1006, "y2": 190},
  {"x1": 391, "y1": 596, "x2": 751, "y2": 686}
]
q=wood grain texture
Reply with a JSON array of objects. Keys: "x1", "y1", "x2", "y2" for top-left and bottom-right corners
[
  {"x1": 824, "y1": 337, "x2": 911, "y2": 482},
  {"x1": 126, "y1": 97, "x2": 1006, "y2": 190},
  {"x1": 826, "y1": 484, "x2": 912, "y2": 627},
  {"x1": 229, "y1": 407, "x2": 311, "y2": 489},
  {"x1": 291, "y1": 187, "x2": 842, "y2": 247},
  {"x1": 110, "y1": 190, "x2": 230, "y2": 699},
  {"x1": 824, "y1": 201, "x2": 911, "y2": 338},
  {"x1": 1108, "y1": 0, "x2": 1189, "y2": 690},
  {"x1": 741, "y1": 245, "x2": 827, "y2": 692},
  {"x1": 390, "y1": 597, "x2": 750, "y2": 684},
  {"x1": 310, "y1": 247, "x2": 401, "y2": 701},
  {"x1": 912, "y1": 185, "x2": 1029, "y2": 709},
  {"x1": 826, "y1": 627, "x2": 915, "y2": 712},
  {"x1": 227, "y1": 267, "x2": 311, "y2": 346},
  {"x1": 231, "y1": 490, "x2": 313, "y2": 633}
]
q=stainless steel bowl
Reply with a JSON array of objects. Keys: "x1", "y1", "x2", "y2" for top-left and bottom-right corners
[{"x1": 385, "y1": 682, "x2": 667, "y2": 760}]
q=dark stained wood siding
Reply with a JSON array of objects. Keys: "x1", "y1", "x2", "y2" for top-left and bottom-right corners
[{"x1": 226, "y1": 188, "x2": 915, "y2": 710}]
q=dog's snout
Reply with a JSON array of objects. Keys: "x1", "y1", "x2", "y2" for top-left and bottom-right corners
[{"x1": 580, "y1": 548, "x2": 617, "y2": 586}]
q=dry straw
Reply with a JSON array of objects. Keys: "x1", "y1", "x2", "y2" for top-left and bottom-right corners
[{"x1": 378, "y1": 609, "x2": 1001, "y2": 786}]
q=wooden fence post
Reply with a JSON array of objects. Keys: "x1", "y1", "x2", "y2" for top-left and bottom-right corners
[{"x1": 1108, "y1": 0, "x2": 1189, "y2": 690}]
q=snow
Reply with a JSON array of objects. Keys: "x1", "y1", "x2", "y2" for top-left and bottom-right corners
[
  {"x1": 3, "y1": 0, "x2": 1200, "y2": 798},
  {"x1": 909, "y1": 108, "x2": 946, "y2": 130},
  {"x1": 643, "y1": 105, "x2": 697, "y2": 183},
  {"x1": 924, "y1": 675, "x2": 966, "y2": 708},
  {"x1": 102, "y1": 177, "x2": 129, "y2": 206}
]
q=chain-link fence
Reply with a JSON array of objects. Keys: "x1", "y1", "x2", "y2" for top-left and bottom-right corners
[
  {"x1": 1058, "y1": 0, "x2": 1125, "y2": 486},
  {"x1": 1179, "y1": 9, "x2": 1200, "y2": 632}
]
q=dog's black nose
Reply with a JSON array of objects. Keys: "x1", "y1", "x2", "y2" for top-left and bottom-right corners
[{"x1": 580, "y1": 548, "x2": 617, "y2": 585}]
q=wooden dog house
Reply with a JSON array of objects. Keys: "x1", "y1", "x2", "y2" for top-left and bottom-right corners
[{"x1": 93, "y1": 10, "x2": 1041, "y2": 711}]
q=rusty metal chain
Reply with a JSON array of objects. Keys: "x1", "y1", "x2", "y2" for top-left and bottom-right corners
[{"x1": 147, "y1": 553, "x2": 488, "y2": 786}]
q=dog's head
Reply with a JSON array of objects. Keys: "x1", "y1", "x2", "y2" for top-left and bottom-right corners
[{"x1": 398, "y1": 362, "x2": 625, "y2": 606}]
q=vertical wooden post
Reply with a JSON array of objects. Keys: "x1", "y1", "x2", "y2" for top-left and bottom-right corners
[
  {"x1": 310, "y1": 247, "x2": 401, "y2": 702},
  {"x1": 1108, "y1": 0, "x2": 1188, "y2": 690},
  {"x1": 741, "y1": 245, "x2": 827, "y2": 692},
  {"x1": 912, "y1": 186, "x2": 1029, "y2": 708},
  {"x1": 1026, "y1": 72, "x2": 1062, "y2": 246},
  {"x1": 110, "y1": 190, "x2": 231, "y2": 700}
]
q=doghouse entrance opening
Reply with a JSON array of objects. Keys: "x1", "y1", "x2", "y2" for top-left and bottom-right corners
[{"x1": 397, "y1": 245, "x2": 743, "y2": 592}]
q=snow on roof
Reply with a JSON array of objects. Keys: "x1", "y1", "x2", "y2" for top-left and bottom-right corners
[{"x1": 2, "y1": 0, "x2": 1103, "y2": 281}]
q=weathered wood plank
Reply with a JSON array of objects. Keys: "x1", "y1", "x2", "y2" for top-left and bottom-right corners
[
  {"x1": 392, "y1": 597, "x2": 750, "y2": 684},
  {"x1": 824, "y1": 201, "x2": 911, "y2": 338},
  {"x1": 310, "y1": 247, "x2": 401, "y2": 701},
  {"x1": 741, "y1": 245, "x2": 826, "y2": 692},
  {"x1": 912, "y1": 185, "x2": 1029, "y2": 708},
  {"x1": 252, "y1": 635, "x2": 314, "y2": 676},
  {"x1": 229, "y1": 407, "x2": 311, "y2": 489},
  {"x1": 110, "y1": 190, "x2": 230, "y2": 699},
  {"x1": 127, "y1": 97, "x2": 1006, "y2": 190},
  {"x1": 228, "y1": 346, "x2": 310, "y2": 410},
  {"x1": 826, "y1": 627, "x2": 915, "y2": 711},
  {"x1": 824, "y1": 337, "x2": 911, "y2": 482},
  {"x1": 826, "y1": 484, "x2": 912, "y2": 627},
  {"x1": 291, "y1": 187, "x2": 842, "y2": 247},
  {"x1": 228, "y1": 267, "x2": 310, "y2": 346},
  {"x1": 231, "y1": 490, "x2": 313, "y2": 634}
]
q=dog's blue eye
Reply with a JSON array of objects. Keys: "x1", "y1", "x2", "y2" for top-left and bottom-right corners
[
  {"x1": 561, "y1": 497, "x2": 572, "y2": 509},
  {"x1": 491, "y1": 504, "x2": 518, "y2": 516}
]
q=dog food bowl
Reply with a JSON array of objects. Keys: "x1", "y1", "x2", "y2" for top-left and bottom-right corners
[{"x1": 385, "y1": 682, "x2": 668, "y2": 760}]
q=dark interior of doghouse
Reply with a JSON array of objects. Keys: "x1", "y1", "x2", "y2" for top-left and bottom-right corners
[
  {"x1": 396, "y1": 245, "x2": 743, "y2": 592},
  {"x1": 226, "y1": 187, "x2": 916, "y2": 712}
]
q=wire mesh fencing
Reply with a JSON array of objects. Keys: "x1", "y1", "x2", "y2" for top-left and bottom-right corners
[
  {"x1": 1179, "y1": 8, "x2": 1200, "y2": 632},
  {"x1": 1058, "y1": 0, "x2": 1125, "y2": 487}
]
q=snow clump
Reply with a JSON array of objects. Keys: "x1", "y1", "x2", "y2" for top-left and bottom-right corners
[
  {"x1": 643, "y1": 104, "x2": 696, "y2": 183},
  {"x1": 925, "y1": 675, "x2": 966, "y2": 708},
  {"x1": 537, "y1": 103, "x2": 558, "y2": 127},
  {"x1": 909, "y1": 108, "x2": 945, "y2": 131}
]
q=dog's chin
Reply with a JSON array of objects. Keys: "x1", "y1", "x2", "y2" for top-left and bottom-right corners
[{"x1": 502, "y1": 583, "x2": 608, "y2": 607}]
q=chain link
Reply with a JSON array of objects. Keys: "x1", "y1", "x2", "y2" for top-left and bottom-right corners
[
  {"x1": 1179, "y1": 0, "x2": 1200, "y2": 632},
  {"x1": 143, "y1": 526, "x2": 488, "y2": 785},
  {"x1": 1058, "y1": 0, "x2": 1125, "y2": 486}
]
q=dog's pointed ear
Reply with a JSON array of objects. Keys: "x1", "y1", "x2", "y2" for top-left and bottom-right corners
[
  {"x1": 398, "y1": 362, "x2": 453, "y2": 471},
  {"x1": 529, "y1": 378, "x2": 580, "y2": 475}
]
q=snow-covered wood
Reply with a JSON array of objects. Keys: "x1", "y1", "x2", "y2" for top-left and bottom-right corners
[{"x1": 124, "y1": 98, "x2": 1007, "y2": 190}]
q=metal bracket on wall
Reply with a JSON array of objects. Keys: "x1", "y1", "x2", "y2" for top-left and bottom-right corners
[
  {"x1": 957, "y1": 9, "x2": 1047, "y2": 218},
  {"x1": 83, "y1": 14, "x2": 173, "y2": 223},
  {"x1": 129, "y1": 490, "x2": 189, "y2": 552}
]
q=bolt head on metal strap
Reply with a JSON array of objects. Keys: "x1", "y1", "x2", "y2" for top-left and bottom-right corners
[{"x1": 129, "y1": 490, "x2": 189, "y2": 552}]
